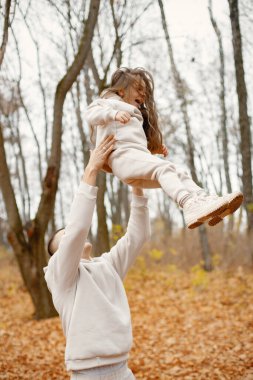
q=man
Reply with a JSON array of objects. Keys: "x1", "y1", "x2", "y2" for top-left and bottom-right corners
[{"x1": 44, "y1": 135, "x2": 150, "y2": 379}]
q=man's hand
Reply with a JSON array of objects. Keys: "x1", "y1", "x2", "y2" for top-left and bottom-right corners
[
  {"x1": 115, "y1": 111, "x2": 131, "y2": 124},
  {"x1": 132, "y1": 187, "x2": 144, "y2": 196},
  {"x1": 83, "y1": 135, "x2": 115, "y2": 186}
]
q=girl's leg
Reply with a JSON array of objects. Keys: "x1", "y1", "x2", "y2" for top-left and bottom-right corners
[
  {"x1": 109, "y1": 149, "x2": 191, "y2": 205},
  {"x1": 172, "y1": 163, "x2": 243, "y2": 225},
  {"x1": 109, "y1": 149, "x2": 232, "y2": 228},
  {"x1": 172, "y1": 164, "x2": 204, "y2": 194}
]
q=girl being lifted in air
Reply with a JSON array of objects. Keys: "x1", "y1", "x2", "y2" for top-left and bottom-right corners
[{"x1": 84, "y1": 67, "x2": 243, "y2": 229}]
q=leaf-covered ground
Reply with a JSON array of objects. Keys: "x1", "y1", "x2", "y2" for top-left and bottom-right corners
[{"x1": 0, "y1": 252, "x2": 253, "y2": 380}]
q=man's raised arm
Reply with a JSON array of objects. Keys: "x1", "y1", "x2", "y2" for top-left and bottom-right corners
[
  {"x1": 45, "y1": 136, "x2": 115, "y2": 292},
  {"x1": 102, "y1": 187, "x2": 151, "y2": 280}
]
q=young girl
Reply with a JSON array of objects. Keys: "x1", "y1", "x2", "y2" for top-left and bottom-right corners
[{"x1": 84, "y1": 67, "x2": 243, "y2": 229}]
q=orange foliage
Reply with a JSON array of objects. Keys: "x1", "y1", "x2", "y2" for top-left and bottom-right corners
[{"x1": 0, "y1": 250, "x2": 253, "y2": 379}]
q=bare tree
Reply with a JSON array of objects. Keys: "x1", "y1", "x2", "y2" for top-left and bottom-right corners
[
  {"x1": 83, "y1": 1, "x2": 127, "y2": 255},
  {"x1": 0, "y1": 0, "x2": 101, "y2": 319},
  {"x1": 83, "y1": 60, "x2": 111, "y2": 255},
  {"x1": 10, "y1": 26, "x2": 43, "y2": 184},
  {"x1": 18, "y1": 5, "x2": 50, "y2": 162},
  {"x1": 77, "y1": 0, "x2": 154, "y2": 255},
  {"x1": 208, "y1": 0, "x2": 235, "y2": 233},
  {"x1": 158, "y1": 0, "x2": 212, "y2": 271},
  {"x1": 208, "y1": 0, "x2": 232, "y2": 195},
  {"x1": 228, "y1": 0, "x2": 253, "y2": 233}
]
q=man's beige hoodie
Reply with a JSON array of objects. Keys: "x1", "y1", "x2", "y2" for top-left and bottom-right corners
[{"x1": 44, "y1": 182, "x2": 150, "y2": 371}]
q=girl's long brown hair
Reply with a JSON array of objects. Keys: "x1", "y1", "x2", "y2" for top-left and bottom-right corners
[{"x1": 100, "y1": 67, "x2": 163, "y2": 153}]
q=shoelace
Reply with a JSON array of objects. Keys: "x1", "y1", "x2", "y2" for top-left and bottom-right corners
[
  {"x1": 185, "y1": 194, "x2": 219, "y2": 207},
  {"x1": 197, "y1": 192, "x2": 220, "y2": 200},
  {"x1": 184, "y1": 196, "x2": 202, "y2": 207}
]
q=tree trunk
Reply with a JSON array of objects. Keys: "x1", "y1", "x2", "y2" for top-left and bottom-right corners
[
  {"x1": 0, "y1": 0, "x2": 101, "y2": 319},
  {"x1": 8, "y1": 228, "x2": 57, "y2": 319},
  {"x1": 108, "y1": 177, "x2": 123, "y2": 226},
  {"x1": 199, "y1": 225, "x2": 212, "y2": 271},
  {"x1": 209, "y1": 0, "x2": 232, "y2": 194},
  {"x1": 84, "y1": 62, "x2": 112, "y2": 255},
  {"x1": 228, "y1": 0, "x2": 253, "y2": 232},
  {"x1": 0, "y1": 0, "x2": 12, "y2": 68},
  {"x1": 109, "y1": 0, "x2": 123, "y2": 67},
  {"x1": 209, "y1": 0, "x2": 234, "y2": 231},
  {"x1": 85, "y1": 15, "x2": 127, "y2": 253},
  {"x1": 122, "y1": 184, "x2": 130, "y2": 227},
  {"x1": 158, "y1": 0, "x2": 212, "y2": 270},
  {"x1": 0, "y1": 217, "x2": 8, "y2": 246},
  {"x1": 94, "y1": 172, "x2": 110, "y2": 256},
  {"x1": 1, "y1": 122, "x2": 56, "y2": 319},
  {"x1": 73, "y1": 79, "x2": 90, "y2": 167}
]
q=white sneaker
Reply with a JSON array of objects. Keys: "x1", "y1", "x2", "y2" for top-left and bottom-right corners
[
  {"x1": 208, "y1": 191, "x2": 243, "y2": 226},
  {"x1": 183, "y1": 195, "x2": 229, "y2": 229}
]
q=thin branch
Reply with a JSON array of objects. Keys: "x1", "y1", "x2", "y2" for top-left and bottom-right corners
[
  {"x1": 36, "y1": 0, "x2": 101, "y2": 231},
  {"x1": 47, "y1": 0, "x2": 78, "y2": 32},
  {"x1": 0, "y1": 122, "x2": 27, "y2": 247},
  {"x1": 109, "y1": 0, "x2": 122, "y2": 66},
  {"x1": 18, "y1": 5, "x2": 50, "y2": 161},
  {"x1": 0, "y1": 0, "x2": 12, "y2": 67},
  {"x1": 10, "y1": 25, "x2": 43, "y2": 183},
  {"x1": 121, "y1": 0, "x2": 154, "y2": 39}
]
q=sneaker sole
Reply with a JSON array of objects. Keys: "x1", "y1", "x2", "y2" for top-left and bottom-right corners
[
  {"x1": 208, "y1": 193, "x2": 243, "y2": 226},
  {"x1": 187, "y1": 202, "x2": 228, "y2": 229},
  {"x1": 188, "y1": 221, "x2": 204, "y2": 229}
]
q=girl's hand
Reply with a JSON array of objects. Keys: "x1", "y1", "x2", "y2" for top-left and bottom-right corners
[
  {"x1": 153, "y1": 144, "x2": 168, "y2": 157},
  {"x1": 115, "y1": 111, "x2": 131, "y2": 124},
  {"x1": 87, "y1": 135, "x2": 115, "y2": 173},
  {"x1": 161, "y1": 144, "x2": 169, "y2": 157}
]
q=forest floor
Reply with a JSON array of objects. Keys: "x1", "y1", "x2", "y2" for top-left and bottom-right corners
[{"x1": 0, "y1": 249, "x2": 253, "y2": 380}]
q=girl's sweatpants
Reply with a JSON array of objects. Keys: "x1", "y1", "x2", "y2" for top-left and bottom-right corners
[
  {"x1": 70, "y1": 360, "x2": 135, "y2": 380},
  {"x1": 108, "y1": 148, "x2": 203, "y2": 204}
]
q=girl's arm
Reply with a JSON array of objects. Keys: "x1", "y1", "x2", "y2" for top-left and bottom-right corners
[
  {"x1": 84, "y1": 99, "x2": 118, "y2": 126},
  {"x1": 152, "y1": 144, "x2": 169, "y2": 157},
  {"x1": 84, "y1": 99, "x2": 131, "y2": 126}
]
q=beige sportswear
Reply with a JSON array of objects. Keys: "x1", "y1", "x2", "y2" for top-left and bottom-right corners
[
  {"x1": 44, "y1": 182, "x2": 150, "y2": 371},
  {"x1": 85, "y1": 95, "x2": 202, "y2": 201}
]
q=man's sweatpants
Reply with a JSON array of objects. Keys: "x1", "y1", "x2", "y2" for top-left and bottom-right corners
[{"x1": 71, "y1": 360, "x2": 135, "y2": 380}]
